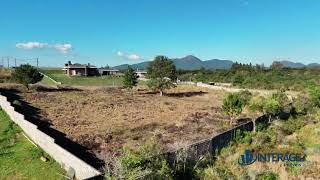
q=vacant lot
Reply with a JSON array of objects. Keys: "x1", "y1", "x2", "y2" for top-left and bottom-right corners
[{"x1": 15, "y1": 85, "x2": 251, "y2": 160}]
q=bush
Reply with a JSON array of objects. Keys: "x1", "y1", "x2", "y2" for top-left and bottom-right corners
[
  {"x1": 222, "y1": 93, "x2": 245, "y2": 125},
  {"x1": 282, "y1": 116, "x2": 305, "y2": 135},
  {"x1": 198, "y1": 163, "x2": 235, "y2": 180},
  {"x1": 11, "y1": 64, "x2": 43, "y2": 89},
  {"x1": 123, "y1": 67, "x2": 138, "y2": 89},
  {"x1": 238, "y1": 90, "x2": 252, "y2": 105},
  {"x1": 292, "y1": 93, "x2": 312, "y2": 115},
  {"x1": 308, "y1": 85, "x2": 320, "y2": 107},
  {"x1": 263, "y1": 98, "x2": 281, "y2": 122},
  {"x1": 252, "y1": 128, "x2": 277, "y2": 150},
  {"x1": 256, "y1": 172, "x2": 279, "y2": 180},
  {"x1": 105, "y1": 142, "x2": 172, "y2": 180},
  {"x1": 272, "y1": 90, "x2": 288, "y2": 104}
]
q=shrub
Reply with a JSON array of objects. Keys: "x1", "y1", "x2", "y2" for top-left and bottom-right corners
[
  {"x1": 252, "y1": 128, "x2": 277, "y2": 150},
  {"x1": 198, "y1": 163, "x2": 235, "y2": 180},
  {"x1": 256, "y1": 171, "x2": 279, "y2": 180},
  {"x1": 272, "y1": 90, "x2": 288, "y2": 105},
  {"x1": 105, "y1": 141, "x2": 172, "y2": 180},
  {"x1": 123, "y1": 66, "x2": 138, "y2": 89},
  {"x1": 11, "y1": 64, "x2": 43, "y2": 89},
  {"x1": 282, "y1": 116, "x2": 305, "y2": 135},
  {"x1": 238, "y1": 90, "x2": 253, "y2": 105},
  {"x1": 222, "y1": 93, "x2": 245, "y2": 125},
  {"x1": 292, "y1": 93, "x2": 312, "y2": 115},
  {"x1": 263, "y1": 98, "x2": 281, "y2": 122},
  {"x1": 308, "y1": 85, "x2": 320, "y2": 107}
]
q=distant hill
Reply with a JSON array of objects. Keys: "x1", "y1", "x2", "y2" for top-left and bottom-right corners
[
  {"x1": 113, "y1": 55, "x2": 233, "y2": 70},
  {"x1": 308, "y1": 63, "x2": 320, "y2": 68},
  {"x1": 113, "y1": 61, "x2": 150, "y2": 71},
  {"x1": 273, "y1": 60, "x2": 320, "y2": 68}
]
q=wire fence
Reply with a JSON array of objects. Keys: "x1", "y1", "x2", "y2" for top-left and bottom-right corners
[{"x1": 0, "y1": 56, "x2": 39, "y2": 68}]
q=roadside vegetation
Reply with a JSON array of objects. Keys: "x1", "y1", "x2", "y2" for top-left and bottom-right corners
[
  {"x1": 0, "y1": 109, "x2": 64, "y2": 179},
  {"x1": 177, "y1": 63, "x2": 320, "y2": 91}
]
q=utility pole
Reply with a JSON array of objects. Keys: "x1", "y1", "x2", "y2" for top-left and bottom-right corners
[
  {"x1": 14, "y1": 58, "x2": 17, "y2": 67},
  {"x1": 1, "y1": 57, "x2": 3, "y2": 68},
  {"x1": 36, "y1": 58, "x2": 39, "y2": 68},
  {"x1": 7, "y1": 57, "x2": 9, "y2": 68}
]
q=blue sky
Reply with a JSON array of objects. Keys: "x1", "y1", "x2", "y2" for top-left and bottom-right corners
[{"x1": 0, "y1": 0, "x2": 319, "y2": 67}]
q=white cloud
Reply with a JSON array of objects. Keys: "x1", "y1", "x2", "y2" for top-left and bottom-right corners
[
  {"x1": 117, "y1": 51, "x2": 142, "y2": 60},
  {"x1": 16, "y1": 41, "x2": 72, "y2": 54},
  {"x1": 16, "y1": 42, "x2": 48, "y2": 49},
  {"x1": 117, "y1": 51, "x2": 124, "y2": 56},
  {"x1": 127, "y1": 54, "x2": 141, "y2": 60},
  {"x1": 53, "y1": 44, "x2": 72, "y2": 54}
]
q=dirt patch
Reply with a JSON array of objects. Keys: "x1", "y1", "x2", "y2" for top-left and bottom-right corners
[{"x1": 13, "y1": 85, "x2": 245, "y2": 159}]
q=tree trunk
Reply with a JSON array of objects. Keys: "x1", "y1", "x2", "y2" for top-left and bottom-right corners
[
  {"x1": 268, "y1": 115, "x2": 271, "y2": 123},
  {"x1": 230, "y1": 116, "x2": 233, "y2": 125},
  {"x1": 159, "y1": 90, "x2": 163, "y2": 96},
  {"x1": 253, "y1": 119, "x2": 256, "y2": 132},
  {"x1": 25, "y1": 84, "x2": 29, "y2": 92}
]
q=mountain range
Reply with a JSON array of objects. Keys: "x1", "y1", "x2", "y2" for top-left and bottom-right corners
[
  {"x1": 113, "y1": 55, "x2": 233, "y2": 70},
  {"x1": 276, "y1": 60, "x2": 320, "y2": 68},
  {"x1": 113, "y1": 55, "x2": 320, "y2": 70}
]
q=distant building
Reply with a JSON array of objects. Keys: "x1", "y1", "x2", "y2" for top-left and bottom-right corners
[
  {"x1": 63, "y1": 61, "x2": 99, "y2": 76},
  {"x1": 63, "y1": 61, "x2": 121, "y2": 76},
  {"x1": 99, "y1": 69, "x2": 120, "y2": 76},
  {"x1": 136, "y1": 70, "x2": 147, "y2": 78}
]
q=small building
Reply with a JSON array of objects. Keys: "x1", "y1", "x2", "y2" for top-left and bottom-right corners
[
  {"x1": 63, "y1": 61, "x2": 99, "y2": 76},
  {"x1": 99, "y1": 69, "x2": 120, "y2": 76},
  {"x1": 136, "y1": 70, "x2": 147, "y2": 78}
]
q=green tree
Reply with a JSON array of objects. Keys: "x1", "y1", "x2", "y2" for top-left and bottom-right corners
[
  {"x1": 147, "y1": 56, "x2": 177, "y2": 96},
  {"x1": 308, "y1": 85, "x2": 320, "y2": 107},
  {"x1": 248, "y1": 96, "x2": 266, "y2": 132},
  {"x1": 123, "y1": 66, "x2": 138, "y2": 90},
  {"x1": 222, "y1": 93, "x2": 245, "y2": 125},
  {"x1": 11, "y1": 64, "x2": 43, "y2": 89},
  {"x1": 263, "y1": 98, "x2": 281, "y2": 123}
]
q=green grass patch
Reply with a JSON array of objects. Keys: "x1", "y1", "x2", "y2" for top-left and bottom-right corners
[
  {"x1": 0, "y1": 109, "x2": 64, "y2": 179},
  {"x1": 40, "y1": 75, "x2": 58, "y2": 86},
  {"x1": 50, "y1": 73, "x2": 124, "y2": 86},
  {"x1": 40, "y1": 69, "x2": 147, "y2": 86}
]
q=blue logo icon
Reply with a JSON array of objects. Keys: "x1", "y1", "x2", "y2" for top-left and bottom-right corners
[
  {"x1": 238, "y1": 149, "x2": 256, "y2": 166},
  {"x1": 238, "y1": 149, "x2": 304, "y2": 166}
]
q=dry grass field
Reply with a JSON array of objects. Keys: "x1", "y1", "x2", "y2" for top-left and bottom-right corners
[{"x1": 4, "y1": 84, "x2": 253, "y2": 160}]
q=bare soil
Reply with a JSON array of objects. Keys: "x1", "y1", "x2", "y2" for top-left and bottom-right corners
[{"x1": 13, "y1": 85, "x2": 245, "y2": 160}]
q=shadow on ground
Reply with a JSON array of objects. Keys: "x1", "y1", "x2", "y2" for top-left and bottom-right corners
[
  {"x1": 140, "y1": 90, "x2": 208, "y2": 97},
  {"x1": 0, "y1": 87, "x2": 105, "y2": 171},
  {"x1": 31, "y1": 84, "x2": 83, "y2": 92}
]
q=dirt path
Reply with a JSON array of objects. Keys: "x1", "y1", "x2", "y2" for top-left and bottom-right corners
[{"x1": 195, "y1": 82, "x2": 298, "y2": 98}]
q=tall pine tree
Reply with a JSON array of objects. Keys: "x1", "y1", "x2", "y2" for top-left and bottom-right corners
[{"x1": 123, "y1": 66, "x2": 138, "y2": 90}]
